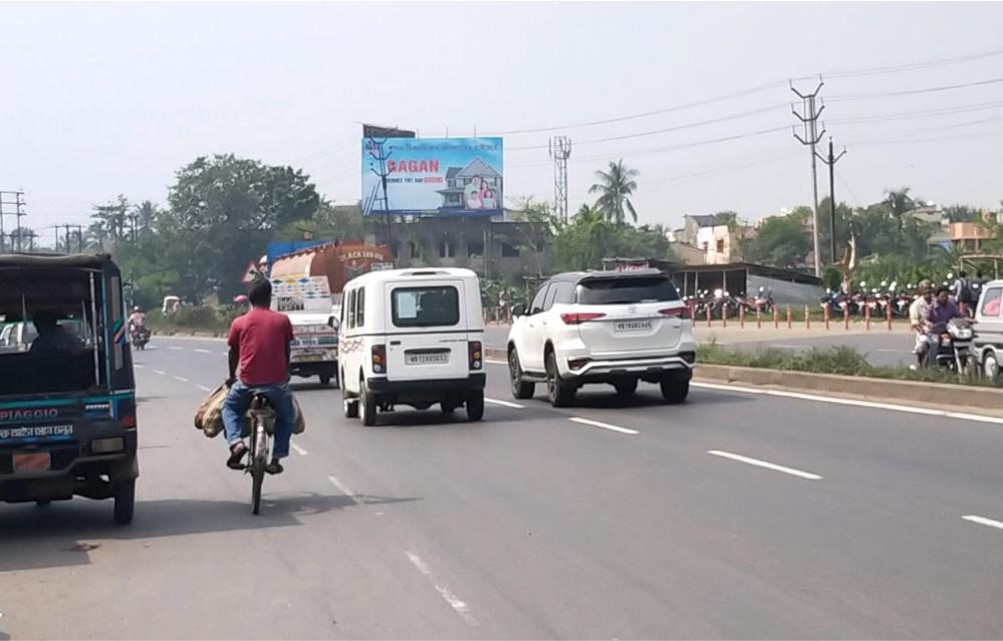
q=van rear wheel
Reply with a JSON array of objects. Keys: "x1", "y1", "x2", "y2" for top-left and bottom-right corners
[
  {"x1": 359, "y1": 379, "x2": 377, "y2": 426},
  {"x1": 466, "y1": 390, "x2": 485, "y2": 422}
]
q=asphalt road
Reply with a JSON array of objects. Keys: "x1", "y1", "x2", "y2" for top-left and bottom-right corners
[{"x1": 3, "y1": 336, "x2": 1003, "y2": 639}]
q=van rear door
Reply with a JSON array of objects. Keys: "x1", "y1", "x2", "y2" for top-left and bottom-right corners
[{"x1": 383, "y1": 278, "x2": 470, "y2": 382}]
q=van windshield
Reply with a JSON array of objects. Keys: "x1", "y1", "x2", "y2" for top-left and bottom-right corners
[
  {"x1": 392, "y1": 286, "x2": 460, "y2": 328},
  {"x1": 576, "y1": 276, "x2": 680, "y2": 305}
]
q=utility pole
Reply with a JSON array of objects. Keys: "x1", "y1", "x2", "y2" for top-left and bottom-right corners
[
  {"x1": 0, "y1": 190, "x2": 26, "y2": 252},
  {"x1": 791, "y1": 80, "x2": 825, "y2": 277},
  {"x1": 549, "y1": 136, "x2": 572, "y2": 224},
  {"x1": 365, "y1": 136, "x2": 394, "y2": 250},
  {"x1": 816, "y1": 137, "x2": 847, "y2": 265}
]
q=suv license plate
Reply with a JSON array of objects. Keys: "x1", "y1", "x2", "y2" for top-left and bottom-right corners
[
  {"x1": 614, "y1": 320, "x2": 652, "y2": 333},
  {"x1": 13, "y1": 452, "x2": 51, "y2": 472},
  {"x1": 406, "y1": 353, "x2": 449, "y2": 365}
]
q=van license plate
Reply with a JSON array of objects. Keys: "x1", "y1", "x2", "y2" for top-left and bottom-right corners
[
  {"x1": 406, "y1": 353, "x2": 449, "y2": 365},
  {"x1": 13, "y1": 452, "x2": 51, "y2": 472},
  {"x1": 614, "y1": 320, "x2": 652, "y2": 333},
  {"x1": 293, "y1": 353, "x2": 322, "y2": 363}
]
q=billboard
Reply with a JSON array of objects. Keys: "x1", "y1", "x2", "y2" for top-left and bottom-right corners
[
  {"x1": 362, "y1": 137, "x2": 503, "y2": 217},
  {"x1": 362, "y1": 124, "x2": 416, "y2": 139}
]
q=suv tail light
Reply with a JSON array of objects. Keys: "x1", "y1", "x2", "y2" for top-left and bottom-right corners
[
  {"x1": 659, "y1": 306, "x2": 691, "y2": 320},
  {"x1": 561, "y1": 312, "x2": 606, "y2": 325},
  {"x1": 371, "y1": 344, "x2": 386, "y2": 374},
  {"x1": 469, "y1": 341, "x2": 482, "y2": 370},
  {"x1": 117, "y1": 397, "x2": 137, "y2": 429}
]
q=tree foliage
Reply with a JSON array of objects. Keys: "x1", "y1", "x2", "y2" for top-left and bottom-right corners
[{"x1": 589, "y1": 160, "x2": 640, "y2": 224}]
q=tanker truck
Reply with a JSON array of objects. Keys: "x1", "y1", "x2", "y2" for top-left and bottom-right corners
[{"x1": 268, "y1": 242, "x2": 394, "y2": 387}]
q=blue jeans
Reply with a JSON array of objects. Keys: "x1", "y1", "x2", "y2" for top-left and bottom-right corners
[{"x1": 221, "y1": 382, "x2": 295, "y2": 459}]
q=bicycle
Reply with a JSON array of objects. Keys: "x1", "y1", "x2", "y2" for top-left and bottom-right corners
[{"x1": 243, "y1": 392, "x2": 276, "y2": 515}]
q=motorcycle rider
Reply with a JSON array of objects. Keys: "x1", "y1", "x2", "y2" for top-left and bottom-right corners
[
  {"x1": 128, "y1": 306, "x2": 145, "y2": 332},
  {"x1": 923, "y1": 286, "x2": 966, "y2": 365},
  {"x1": 908, "y1": 280, "x2": 933, "y2": 369}
]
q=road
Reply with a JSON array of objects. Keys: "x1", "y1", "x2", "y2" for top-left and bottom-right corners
[
  {"x1": 3, "y1": 336, "x2": 1003, "y2": 639},
  {"x1": 485, "y1": 324, "x2": 917, "y2": 368}
]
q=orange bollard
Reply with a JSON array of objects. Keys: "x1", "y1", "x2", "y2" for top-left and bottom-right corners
[
  {"x1": 844, "y1": 305, "x2": 850, "y2": 331},
  {"x1": 757, "y1": 309, "x2": 762, "y2": 329},
  {"x1": 824, "y1": 303, "x2": 830, "y2": 331},
  {"x1": 887, "y1": 304, "x2": 893, "y2": 331},
  {"x1": 786, "y1": 305, "x2": 793, "y2": 329},
  {"x1": 805, "y1": 304, "x2": 811, "y2": 329},
  {"x1": 865, "y1": 303, "x2": 871, "y2": 331},
  {"x1": 774, "y1": 306, "x2": 780, "y2": 329},
  {"x1": 722, "y1": 304, "x2": 728, "y2": 328},
  {"x1": 706, "y1": 304, "x2": 712, "y2": 328},
  {"x1": 739, "y1": 305, "x2": 745, "y2": 329}
]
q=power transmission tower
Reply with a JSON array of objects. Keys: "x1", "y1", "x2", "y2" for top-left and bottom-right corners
[
  {"x1": 365, "y1": 137, "x2": 395, "y2": 249},
  {"x1": 791, "y1": 80, "x2": 825, "y2": 277},
  {"x1": 816, "y1": 137, "x2": 847, "y2": 265},
  {"x1": 549, "y1": 137, "x2": 572, "y2": 223}
]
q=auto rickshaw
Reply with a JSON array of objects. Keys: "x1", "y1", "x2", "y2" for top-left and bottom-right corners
[{"x1": 0, "y1": 253, "x2": 138, "y2": 524}]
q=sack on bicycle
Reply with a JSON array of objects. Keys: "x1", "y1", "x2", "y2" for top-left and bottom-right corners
[{"x1": 194, "y1": 383, "x2": 305, "y2": 438}]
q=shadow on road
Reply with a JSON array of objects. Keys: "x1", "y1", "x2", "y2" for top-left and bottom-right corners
[{"x1": 0, "y1": 491, "x2": 420, "y2": 573}]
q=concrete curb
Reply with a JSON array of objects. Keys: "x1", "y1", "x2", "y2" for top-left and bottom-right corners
[{"x1": 483, "y1": 347, "x2": 1001, "y2": 411}]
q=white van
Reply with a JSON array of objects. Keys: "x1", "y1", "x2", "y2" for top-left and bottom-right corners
[{"x1": 339, "y1": 268, "x2": 486, "y2": 424}]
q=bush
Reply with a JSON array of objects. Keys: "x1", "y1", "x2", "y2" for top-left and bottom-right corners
[{"x1": 146, "y1": 307, "x2": 237, "y2": 335}]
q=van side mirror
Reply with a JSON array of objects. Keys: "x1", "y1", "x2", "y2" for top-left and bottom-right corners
[
  {"x1": 511, "y1": 303, "x2": 527, "y2": 318},
  {"x1": 328, "y1": 316, "x2": 337, "y2": 329}
]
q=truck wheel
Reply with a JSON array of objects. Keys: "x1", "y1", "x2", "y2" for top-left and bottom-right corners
[
  {"x1": 113, "y1": 480, "x2": 136, "y2": 525},
  {"x1": 466, "y1": 390, "x2": 485, "y2": 422}
]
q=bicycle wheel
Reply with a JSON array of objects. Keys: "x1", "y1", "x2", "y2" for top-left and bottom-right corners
[{"x1": 250, "y1": 422, "x2": 267, "y2": 515}]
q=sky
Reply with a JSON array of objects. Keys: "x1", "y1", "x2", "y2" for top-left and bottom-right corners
[{"x1": 2, "y1": 1, "x2": 1003, "y2": 241}]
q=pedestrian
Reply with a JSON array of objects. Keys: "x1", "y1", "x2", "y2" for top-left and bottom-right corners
[{"x1": 953, "y1": 270, "x2": 974, "y2": 318}]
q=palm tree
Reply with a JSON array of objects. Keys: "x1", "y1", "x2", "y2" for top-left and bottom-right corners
[
  {"x1": 589, "y1": 160, "x2": 639, "y2": 225},
  {"x1": 884, "y1": 187, "x2": 916, "y2": 232}
]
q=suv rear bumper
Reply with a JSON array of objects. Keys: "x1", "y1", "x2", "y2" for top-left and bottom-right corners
[{"x1": 564, "y1": 354, "x2": 695, "y2": 384}]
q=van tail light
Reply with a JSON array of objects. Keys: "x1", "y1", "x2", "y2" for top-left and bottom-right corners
[
  {"x1": 118, "y1": 397, "x2": 137, "y2": 429},
  {"x1": 561, "y1": 312, "x2": 606, "y2": 325},
  {"x1": 659, "y1": 306, "x2": 691, "y2": 320},
  {"x1": 372, "y1": 344, "x2": 386, "y2": 374},
  {"x1": 469, "y1": 341, "x2": 483, "y2": 370}
]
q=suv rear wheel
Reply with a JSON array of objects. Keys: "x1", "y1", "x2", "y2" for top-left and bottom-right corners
[
  {"x1": 660, "y1": 380, "x2": 689, "y2": 404},
  {"x1": 546, "y1": 351, "x2": 576, "y2": 407},
  {"x1": 508, "y1": 347, "x2": 535, "y2": 400}
]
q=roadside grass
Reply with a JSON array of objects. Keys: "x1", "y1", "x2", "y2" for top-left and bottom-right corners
[
  {"x1": 697, "y1": 340, "x2": 1000, "y2": 388},
  {"x1": 146, "y1": 308, "x2": 236, "y2": 335}
]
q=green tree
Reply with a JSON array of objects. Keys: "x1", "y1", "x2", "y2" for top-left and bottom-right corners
[
  {"x1": 89, "y1": 195, "x2": 130, "y2": 249},
  {"x1": 162, "y1": 154, "x2": 321, "y2": 302},
  {"x1": 277, "y1": 201, "x2": 366, "y2": 243},
  {"x1": 884, "y1": 187, "x2": 918, "y2": 232},
  {"x1": 589, "y1": 160, "x2": 639, "y2": 224},
  {"x1": 742, "y1": 215, "x2": 811, "y2": 269}
]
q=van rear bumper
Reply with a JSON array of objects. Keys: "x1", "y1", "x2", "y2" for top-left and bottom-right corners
[{"x1": 367, "y1": 373, "x2": 486, "y2": 395}]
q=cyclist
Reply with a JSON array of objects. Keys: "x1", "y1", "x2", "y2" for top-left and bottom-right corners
[{"x1": 221, "y1": 279, "x2": 295, "y2": 475}]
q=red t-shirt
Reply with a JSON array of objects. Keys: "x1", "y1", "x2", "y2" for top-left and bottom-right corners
[{"x1": 228, "y1": 308, "x2": 294, "y2": 386}]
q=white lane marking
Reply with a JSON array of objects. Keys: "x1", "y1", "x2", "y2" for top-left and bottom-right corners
[
  {"x1": 962, "y1": 515, "x2": 1003, "y2": 531},
  {"x1": 220, "y1": 351, "x2": 229, "y2": 356},
  {"x1": 193, "y1": 348, "x2": 212, "y2": 354},
  {"x1": 708, "y1": 449, "x2": 823, "y2": 481},
  {"x1": 173, "y1": 376, "x2": 189, "y2": 383},
  {"x1": 196, "y1": 384, "x2": 213, "y2": 393},
  {"x1": 291, "y1": 443, "x2": 308, "y2": 456},
  {"x1": 169, "y1": 346, "x2": 184, "y2": 351},
  {"x1": 327, "y1": 475, "x2": 358, "y2": 504},
  {"x1": 690, "y1": 382, "x2": 1003, "y2": 421},
  {"x1": 153, "y1": 370, "x2": 166, "y2": 376},
  {"x1": 569, "y1": 416, "x2": 639, "y2": 435},
  {"x1": 485, "y1": 398, "x2": 525, "y2": 409},
  {"x1": 404, "y1": 551, "x2": 478, "y2": 626},
  {"x1": 134, "y1": 364, "x2": 144, "y2": 369}
]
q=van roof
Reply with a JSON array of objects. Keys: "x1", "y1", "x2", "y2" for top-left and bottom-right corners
[{"x1": 348, "y1": 267, "x2": 479, "y2": 285}]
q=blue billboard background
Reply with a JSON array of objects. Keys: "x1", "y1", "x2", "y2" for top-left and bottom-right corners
[{"x1": 361, "y1": 137, "x2": 503, "y2": 217}]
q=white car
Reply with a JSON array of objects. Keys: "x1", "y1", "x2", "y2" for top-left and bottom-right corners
[{"x1": 506, "y1": 270, "x2": 696, "y2": 407}]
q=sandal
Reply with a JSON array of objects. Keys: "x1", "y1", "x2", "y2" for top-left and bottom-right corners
[
  {"x1": 265, "y1": 459, "x2": 284, "y2": 475},
  {"x1": 226, "y1": 442, "x2": 248, "y2": 470}
]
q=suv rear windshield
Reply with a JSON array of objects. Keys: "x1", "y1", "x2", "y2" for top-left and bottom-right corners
[
  {"x1": 576, "y1": 276, "x2": 680, "y2": 305},
  {"x1": 392, "y1": 286, "x2": 460, "y2": 328}
]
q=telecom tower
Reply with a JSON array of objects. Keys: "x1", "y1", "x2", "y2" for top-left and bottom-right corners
[{"x1": 549, "y1": 137, "x2": 572, "y2": 223}]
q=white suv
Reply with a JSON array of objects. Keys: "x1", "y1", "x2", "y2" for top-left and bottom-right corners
[{"x1": 506, "y1": 270, "x2": 696, "y2": 407}]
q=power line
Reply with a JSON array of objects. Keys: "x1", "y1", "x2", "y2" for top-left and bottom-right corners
[
  {"x1": 830, "y1": 99, "x2": 1003, "y2": 125},
  {"x1": 824, "y1": 46, "x2": 1003, "y2": 79},
  {"x1": 829, "y1": 76, "x2": 1003, "y2": 102}
]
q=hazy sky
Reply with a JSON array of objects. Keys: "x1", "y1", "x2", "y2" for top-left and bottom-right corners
[{"x1": 2, "y1": 1, "x2": 1003, "y2": 239}]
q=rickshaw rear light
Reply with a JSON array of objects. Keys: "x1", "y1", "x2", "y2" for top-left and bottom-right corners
[{"x1": 118, "y1": 397, "x2": 137, "y2": 429}]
